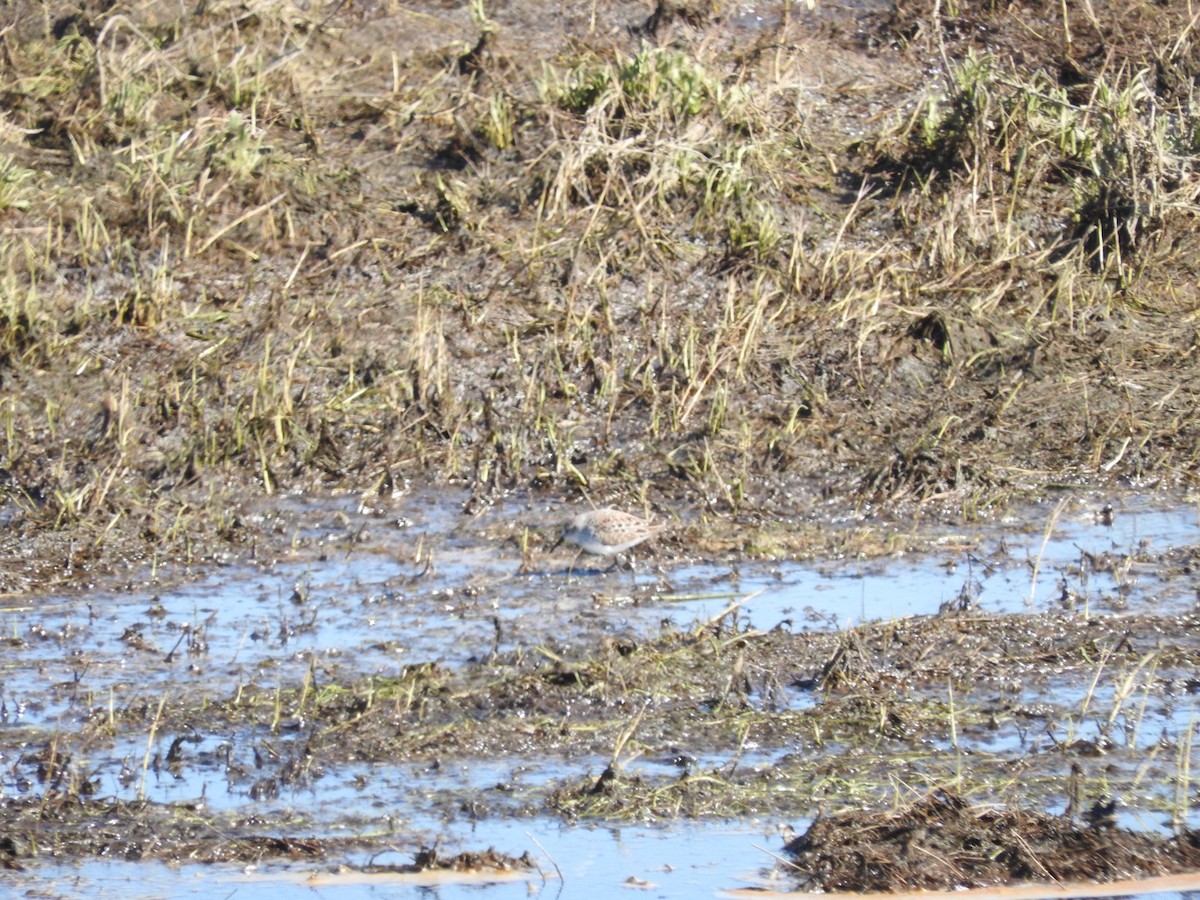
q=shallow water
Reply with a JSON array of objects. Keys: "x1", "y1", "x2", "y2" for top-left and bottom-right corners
[
  {"x1": 2, "y1": 491, "x2": 1199, "y2": 896},
  {"x1": 5, "y1": 494, "x2": 1195, "y2": 732},
  {"x1": 8, "y1": 818, "x2": 787, "y2": 898},
  {"x1": 13, "y1": 818, "x2": 1200, "y2": 899},
  {"x1": 669, "y1": 497, "x2": 1200, "y2": 627}
]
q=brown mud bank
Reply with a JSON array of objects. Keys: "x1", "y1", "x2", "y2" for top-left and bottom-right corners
[{"x1": 1, "y1": 0, "x2": 1200, "y2": 593}]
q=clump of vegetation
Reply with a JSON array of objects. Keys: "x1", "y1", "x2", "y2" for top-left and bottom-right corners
[{"x1": 784, "y1": 788, "x2": 1200, "y2": 892}]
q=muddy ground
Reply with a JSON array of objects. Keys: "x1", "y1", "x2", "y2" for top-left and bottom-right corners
[
  {"x1": 3, "y1": 493, "x2": 1200, "y2": 893},
  {"x1": 2, "y1": 0, "x2": 1200, "y2": 891}
]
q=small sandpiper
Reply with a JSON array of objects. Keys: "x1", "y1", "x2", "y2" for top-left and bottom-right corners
[{"x1": 551, "y1": 507, "x2": 665, "y2": 572}]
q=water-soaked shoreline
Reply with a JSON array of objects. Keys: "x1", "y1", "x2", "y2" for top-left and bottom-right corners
[{"x1": 3, "y1": 491, "x2": 1199, "y2": 895}]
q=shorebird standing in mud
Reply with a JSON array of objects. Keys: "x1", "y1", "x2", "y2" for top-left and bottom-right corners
[{"x1": 550, "y1": 507, "x2": 665, "y2": 573}]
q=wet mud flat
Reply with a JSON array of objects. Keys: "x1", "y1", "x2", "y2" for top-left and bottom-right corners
[
  {"x1": 3, "y1": 0, "x2": 1200, "y2": 892},
  {"x1": 3, "y1": 491, "x2": 1200, "y2": 896}
]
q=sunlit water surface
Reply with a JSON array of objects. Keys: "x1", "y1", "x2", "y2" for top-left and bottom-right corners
[{"x1": 3, "y1": 491, "x2": 1200, "y2": 897}]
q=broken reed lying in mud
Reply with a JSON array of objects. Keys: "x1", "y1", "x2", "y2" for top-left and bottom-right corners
[
  {"x1": 5, "y1": 602, "x2": 1200, "y2": 888},
  {"x1": 1, "y1": 0, "x2": 1200, "y2": 587}
]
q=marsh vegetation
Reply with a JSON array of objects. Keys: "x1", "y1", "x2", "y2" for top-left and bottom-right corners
[{"x1": 3, "y1": 0, "x2": 1200, "y2": 892}]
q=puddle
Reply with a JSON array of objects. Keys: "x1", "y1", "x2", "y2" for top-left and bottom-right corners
[
  {"x1": 2, "y1": 491, "x2": 1200, "y2": 896},
  {"x1": 6, "y1": 818, "x2": 787, "y2": 899},
  {"x1": 663, "y1": 497, "x2": 1200, "y2": 629},
  {"x1": 12, "y1": 818, "x2": 1200, "y2": 899},
  {"x1": 4, "y1": 493, "x2": 1195, "y2": 735}
]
